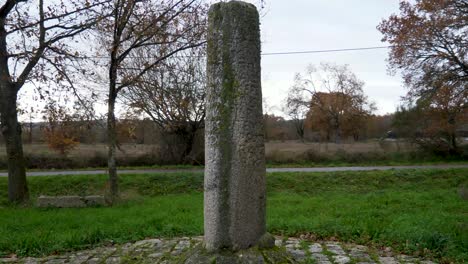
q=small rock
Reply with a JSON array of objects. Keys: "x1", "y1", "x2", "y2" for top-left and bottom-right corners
[
  {"x1": 0, "y1": 258, "x2": 18, "y2": 263},
  {"x1": 86, "y1": 257, "x2": 101, "y2": 264},
  {"x1": 397, "y1": 254, "x2": 418, "y2": 263},
  {"x1": 148, "y1": 252, "x2": 163, "y2": 259},
  {"x1": 287, "y1": 249, "x2": 306, "y2": 261},
  {"x1": 333, "y1": 255, "x2": 351, "y2": 264},
  {"x1": 325, "y1": 242, "x2": 346, "y2": 255},
  {"x1": 311, "y1": 253, "x2": 332, "y2": 264},
  {"x1": 44, "y1": 259, "x2": 67, "y2": 264},
  {"x1": 133, "y1": 238, "x2": 162, "y2": 248},
  {"x1": 174, "y1": 240, "x2": 191, "y2": 250},
  {"x1": 379, "y1": 256, "x2": 399, "y2": 264},
  {"x1": 23, "y1": 257, "x2": 40, "y2": 264},
  {"x1": 274, "y1": 239, "x2": 282, "y2": 247},
  {"x1": 258, "y1": 233, "x2": 275, "y2": 249},
  {"x1": 349, "y1": 247, "x2": 372, "y2": 261},
  {"x1": 68, "y1": 254, "x2": 90, "y2": 264},
  {"x1": 105, "y1": 256, "x2": 121, "y2": 264},
  {"x1": 309, "y1": 243, "x2": 323, "y2": 253}
]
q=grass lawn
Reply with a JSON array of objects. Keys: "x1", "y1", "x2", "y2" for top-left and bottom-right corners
[{"x1": 0, "y1": 169, "x2": 467, "y2": 262}]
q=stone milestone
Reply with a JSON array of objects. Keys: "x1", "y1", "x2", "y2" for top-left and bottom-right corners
[{"x1": 204, "y1": 1, "x2": 272, "y2": 252}]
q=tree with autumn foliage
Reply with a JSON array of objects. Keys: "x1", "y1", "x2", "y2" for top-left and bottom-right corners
[
  {"x1": 41, "y1": 102, "x2": 80, "y2": 156},
  {"x1": 289, "y1": 63, "x2": 376, "y2": 143},
  {"x1": 394, "y1": 86, "x2": 468, "y2": 154},
  {"x1": 379, "y1": 0, "x2": 467, "y2": 154},
  {"x1": 378, "y1": 0, "x2": 467, "y2": 108}
]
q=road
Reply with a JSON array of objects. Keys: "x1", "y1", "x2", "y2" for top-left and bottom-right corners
[{"x1": 0, "y1": 164, "x2": 467, "y2": 177}]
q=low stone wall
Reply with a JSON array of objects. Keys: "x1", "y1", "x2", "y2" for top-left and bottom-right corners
[{"x1": 36, "y1": 195, "x2": 107, "y2": 208}]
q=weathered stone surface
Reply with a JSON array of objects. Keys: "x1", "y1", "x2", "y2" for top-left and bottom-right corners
[
  {"x1": 204, "y1": 0, "x2": 266, "y2": 252},
  {"x1": 6, "y1": 237, "x2": 441, "y2": 264},
  {"x1": 84, "y1": 195, "x2": 106, "y2": 206},
  {"x1": 86, "y1": 257, "x2": 101, "y2": 264},
  {"x1": 105, "y1": 256, "x2": 121, "y2": 264},
  {"x1": 291, "y1": 250, "x2": 307, "y2": 261},
  {"x1": 182, "y1": 245, "x2": 289, "y2": 264},
  {"x1": 274, "y1": 239, "x2": 283, "y2": 247},
  {"x1": 22, "y1": 257, "x2": 40, "y2": 264},
  {"x1": 309, "y1": 243, "x2": 323, "y2": 253},
  {"x1": 37, "y1": 195, "x2": 86, "y2": 208},
  {"x1": 36, "y1": 195, "x2": 106, "y2": 208},
  {"x1": 349, "y1": 245, "x2": 373, "y2": 262},
  {"x1": 172, "y1": 240, "x2": 191, "y2": 256},
  {"x1": 311, "y1": 253, "x2": 332, "y2": 264},
  {"x1": 257, "y1": 233, "x2": 275, "y2": 249},
  {"x1": 325, "y1": 242, "x2": 346, "y2": 255},
  {"x1": 379, "y1": 256, "x2": 399, "y2": 264},
  {"x1": 333, "y1": 255, "x2": 351, "y2": 264}
]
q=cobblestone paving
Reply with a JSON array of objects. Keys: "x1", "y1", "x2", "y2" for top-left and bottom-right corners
[{"x1": 1, "y1": 237, "x2": 438, "y2": 264}]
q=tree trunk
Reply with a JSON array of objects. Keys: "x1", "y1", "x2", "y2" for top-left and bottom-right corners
[
  {"x1": 0, "y1": 84, "x2": 29, "y2": 203},
  {"x1": 294, "y1": 119, "x2": 304, "y2": 142},
  {"x1": 449, "y1": 133, "x2": 458, "y2": 154},
  {"x1": 28, "y1": 121, "x2": 33, "y2": 144},
  {"x1": 181, "y1": 127, "x2": 197, "y2": 164},
  {"x1": 107, "y1": 65, "x2": 118, "y2": 201},
  {"x1": 335, "y1": 123, "x2": 341, "y2": 144}
]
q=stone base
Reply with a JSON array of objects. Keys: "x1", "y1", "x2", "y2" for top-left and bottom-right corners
[
  {"x1": 4, "y1": 236, "x2": 439, "y2": 264},
  {"x1": 181, "y1": 245, "x2": 294, "y2": 264}
]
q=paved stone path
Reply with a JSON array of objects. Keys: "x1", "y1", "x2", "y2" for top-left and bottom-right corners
[
  {"x1": 1, "y1": 237, "x2": 438, "y2": 264},
  {"x1": 0, "y1": 164, "x2": 467, "y2": 177}
]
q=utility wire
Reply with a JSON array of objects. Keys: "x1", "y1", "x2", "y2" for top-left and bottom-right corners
[
  {"x1": 261, "y1": 46, "x2": 392, "y2": 56},
  {"x1": 41, "y1": 45, "x2": 393, "y2": 60}
]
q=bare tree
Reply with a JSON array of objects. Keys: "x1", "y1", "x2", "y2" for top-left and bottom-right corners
[
  {"x1": 284, "y1": 85, "x2": 308, "y2": 141},
  {"x1": 95, "y1": 0, "x2": 206, "y2": 200},
  {"x1": 122, "y1": 48, "x2": 205, "y2": 164},
  {"x1": 0, "y1": 0, "x2": 109, "y2": 203}
]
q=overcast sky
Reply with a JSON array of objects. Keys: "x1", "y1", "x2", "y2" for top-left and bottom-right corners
[
  {"x1": 256, "y1": 0, "x2": 405, "y2": 115},
  {"x1": 16, "y1": 0, "x2": 406, "y2": 121}
]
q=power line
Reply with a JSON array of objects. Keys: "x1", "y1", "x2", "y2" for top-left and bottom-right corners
[
  {"x1": 36, "y1": 45, "x2": 393, "y2": 60},
  {"x1": 261, "y1": 46, "x2": 392, "y2": 56}
]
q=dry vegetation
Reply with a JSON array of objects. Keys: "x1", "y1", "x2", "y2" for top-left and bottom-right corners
[
  {"x1": 266, "y1": 139, "x2": 414, "y2": 156},
  {"x1": 1, "y1": 140, "x2": 453, "y2": 170}
]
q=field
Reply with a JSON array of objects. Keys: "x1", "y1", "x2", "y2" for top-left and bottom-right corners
[
  {"x1": 1, "y1": 140, "x2": 414, "y2": 159},
  {"x1": 1, "y1": 140, "x2": 465, "y2": 170},
  {"x1": 0, "y1": 169, "x2": 467, "y2": 262}
]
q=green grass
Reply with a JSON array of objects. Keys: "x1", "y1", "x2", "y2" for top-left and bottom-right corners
[
  {"x1": 266, "y1": 150, "x2": 468, "y2": 168},
  {"x1": 266, "y1": 159, "x2": 468, "y2": 168},
  {"x1": 0, "y1": 169, "x2": 467, "y2": 262}
]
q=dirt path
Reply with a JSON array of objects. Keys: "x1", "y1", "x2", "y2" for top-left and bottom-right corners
[{"x1": 0, "y1": 164, "x2": 467, "y2": 177}]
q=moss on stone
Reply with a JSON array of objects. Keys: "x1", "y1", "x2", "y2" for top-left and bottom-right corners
[
  {"x1": 180, "y1": 244, "x2": 294, "y2": 263},
  {"x1": 205, "y1": 0, "x2": 264, "y2": 252}
]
